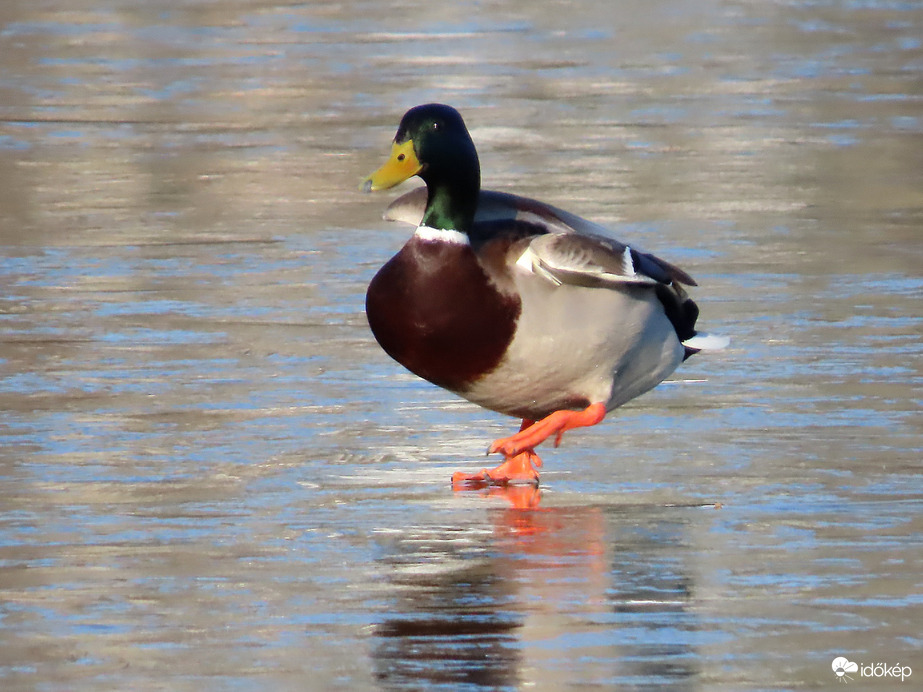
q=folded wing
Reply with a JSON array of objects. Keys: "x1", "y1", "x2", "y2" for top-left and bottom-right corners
[{"x1": 384, "y1": 187, "x2": 697, "y2": 288}]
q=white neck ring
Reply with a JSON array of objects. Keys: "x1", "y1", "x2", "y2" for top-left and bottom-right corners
[{"x1": 413, "y1": 225, "x2": 469, "y2": 245}]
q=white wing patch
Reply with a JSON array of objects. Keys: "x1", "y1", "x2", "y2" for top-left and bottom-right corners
[{"x1": 621, "y1": 246, "x2": 636, "y2": 277}]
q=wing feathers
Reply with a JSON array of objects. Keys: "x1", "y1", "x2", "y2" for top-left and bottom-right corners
[
  {"x1": 383, "y1": 187, "x2": 697, "y2": 289},
  {"x1": 523, "y1": 234, "x2": 662, "y2": 289}
]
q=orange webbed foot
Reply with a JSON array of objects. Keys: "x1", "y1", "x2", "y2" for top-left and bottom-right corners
[{"x1": 451, "y1": 448, "x2": 542, "y2": 488}]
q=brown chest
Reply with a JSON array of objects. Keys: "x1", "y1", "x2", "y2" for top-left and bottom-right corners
[{"x1": 365, "y1": 238, "x2": 520, "y2": 393}]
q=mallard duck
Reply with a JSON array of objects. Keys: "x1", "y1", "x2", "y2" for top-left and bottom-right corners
[{"x1": 361, "y1": 104, "x2": 727, "y2": 486}]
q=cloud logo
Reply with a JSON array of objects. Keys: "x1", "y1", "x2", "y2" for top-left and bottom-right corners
[{"x1": 832, "y1": 657, "x2": 859, "y2": 683}]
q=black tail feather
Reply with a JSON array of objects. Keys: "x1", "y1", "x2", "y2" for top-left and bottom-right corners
[{"x1": 655, "y1": 283, "x2": 699, "y2": 344}]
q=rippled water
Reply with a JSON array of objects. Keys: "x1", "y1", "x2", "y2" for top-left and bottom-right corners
[{"x1": 1, "y1": 1, "x2": 921, "y2": 690}]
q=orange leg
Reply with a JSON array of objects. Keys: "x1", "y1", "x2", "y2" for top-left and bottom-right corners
[
  {"x1": 488, "y1": 402, "x2": 607, "y2": 458},
  {"x1": 452, "y1": 419, "x2": 542, "y2": 487}
]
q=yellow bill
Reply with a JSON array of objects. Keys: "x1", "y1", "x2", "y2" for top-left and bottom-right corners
[{"x1": 360, "y1": 139, "x2": 422, "y2": 192}]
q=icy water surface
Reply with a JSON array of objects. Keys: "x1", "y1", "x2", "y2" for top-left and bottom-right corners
[{"x1": 1, "y1": 1, "x2": 921, "y2": 690}]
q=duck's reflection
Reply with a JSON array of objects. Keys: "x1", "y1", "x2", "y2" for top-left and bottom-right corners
[
  {"x1": 373, "y1": 487, "x2": 702, "y2": 690},
  {"x1": 373, "y1": 569, "x2": 522, "y2": 689}
]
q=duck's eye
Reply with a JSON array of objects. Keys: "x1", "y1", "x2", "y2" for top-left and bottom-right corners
[
  {"x1": 397, "y1": 153, "x2": 405, "y2": 161},
  {"x1": 432, "y1": 121, "x2": 441, "y2": 131}
]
